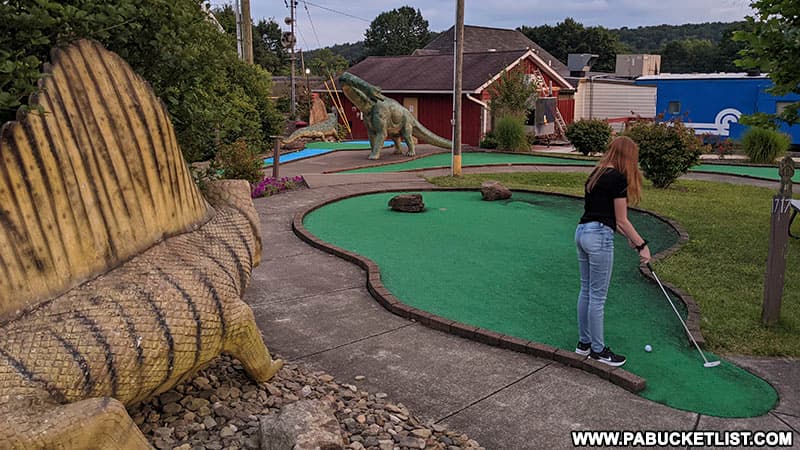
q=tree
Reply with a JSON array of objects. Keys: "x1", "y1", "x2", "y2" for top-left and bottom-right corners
[
  {"x1": 364, "y1": 6, "x2": 431, "y2": 56},
  {"x1": 660, "y1": 39, "x2": 717, "y2": 73},
  {"x1": 735, "y1": 0, "x2": 800, "y2": 124},
  {"x1": 518, "y1": 18, "x2": 623, "y2": 72},
  {"x1": 487, "y1": 69, "x2": 538, "y2": 120},
  {"x1": 307, "y1": 48, "x2": 348, "y2": 76},
  {"x1": 212, "y1": 6, "x2": 289, "y2": 76},
  {"x1": 1, "y1": 0, "x2": 283, "y2": 162}
]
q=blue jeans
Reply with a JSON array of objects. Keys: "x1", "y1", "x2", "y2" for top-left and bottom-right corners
[{"x1": 575, "y1": 221, "x2": 615, "y2": 353}]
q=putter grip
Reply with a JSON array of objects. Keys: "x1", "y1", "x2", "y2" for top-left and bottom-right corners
[{"x1": 646, "y1": 262, "x2": 654, "y2": 272}]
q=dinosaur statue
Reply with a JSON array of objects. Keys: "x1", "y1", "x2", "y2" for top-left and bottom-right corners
[
  {"x1": 339, "y1": 72, "x2": 453, "y2": 160},
  {"x1": 0, "y1": 40, "x2": 282, "y2": 448},
  {"x1": 282, "y1": 110, "x2": 339, "y2": 145}
]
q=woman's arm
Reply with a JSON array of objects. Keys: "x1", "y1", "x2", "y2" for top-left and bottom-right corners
[{"x1": 614, "y1": 197, "x2": 651, "y2": 263}]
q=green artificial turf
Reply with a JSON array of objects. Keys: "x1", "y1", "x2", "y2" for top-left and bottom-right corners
[
  {"x1": 342, "y1": 151, "x2": 800, "y2": 182},
  {"x1": 342, "y1": 152, "x2": 595, "y2": 173},
  {"x1": 304, "y1": 190, "x2": 777, "y2": 417}
]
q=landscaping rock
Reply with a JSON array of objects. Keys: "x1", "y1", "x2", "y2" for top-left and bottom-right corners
[
  {"x1": 480, "y1": 181, "x2": 512, "y2": 201},
  {"x1": 128, "y1": 354, "x2": 484, "y2": 450},
  {"x1": 260, "y1": 399, "x2": 342, "y2": 450},
  {"x1": 389, "y1": 194, "x2": 425, "y2": 212}
]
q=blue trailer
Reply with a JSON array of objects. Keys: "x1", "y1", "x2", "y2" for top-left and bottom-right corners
[{"x1": 635, "y1": 73, "x2": 800, "y2": 144}]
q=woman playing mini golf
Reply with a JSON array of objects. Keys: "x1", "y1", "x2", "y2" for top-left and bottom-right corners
[{"x1": 575, "y1": 136, "x2": 651, "y2": 367}]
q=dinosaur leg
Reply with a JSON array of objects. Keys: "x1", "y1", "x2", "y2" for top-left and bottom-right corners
[
  {"x1": 368, "y1": 130, "x2": 385, "y2": 160},
  {"x1": 401, "y1": 125, "x2": 416, "y2": 156},
  {"x1": 0, "y1": 398, "x2": 152, "y2": 449},
  {"x1": 392, "y1": 136, "x2": 404, "y2": 154},
  {"x1": 223, "y1": 299, "x2": 283, "y2": 382}
]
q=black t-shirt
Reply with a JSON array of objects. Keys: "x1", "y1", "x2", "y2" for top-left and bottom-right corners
[{"x1": 579, "y1": 167, "x2": 628, "y2": 230}]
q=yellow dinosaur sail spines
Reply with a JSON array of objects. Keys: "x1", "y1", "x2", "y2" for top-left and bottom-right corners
[{"x1": 0, "y1": 40, "x2": 210, "y2": 322}]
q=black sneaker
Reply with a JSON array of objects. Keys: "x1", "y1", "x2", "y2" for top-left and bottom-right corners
[
  {"x1": 575, "y1": 341, "x2": 591, "y2": 356},
  {"x1": 589, "y1": 347, "x2": 627, "y2": 367}
]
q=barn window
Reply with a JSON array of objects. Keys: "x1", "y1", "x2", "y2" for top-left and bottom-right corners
[{"x1": 668, "y1": 101, "x2": 680, "y2": 115}]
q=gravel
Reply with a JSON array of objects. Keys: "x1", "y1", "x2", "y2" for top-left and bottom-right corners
[{"x1": 128, "y1": 354, "x2": 484, "y2": 450}]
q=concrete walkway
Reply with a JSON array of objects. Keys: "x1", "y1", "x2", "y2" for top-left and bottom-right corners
[{"x1": 248, "y1": 148, "x2": 800, "y2": 449}]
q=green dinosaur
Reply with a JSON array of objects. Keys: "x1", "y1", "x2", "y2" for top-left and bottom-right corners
[
  {"x1": 0, "y1": 40, "x2": 282, "y2": 449},
  {"x1": 282, "y1": 110, "x2": 339, "y2": 145},
  {"x1": 339, "y1": 72, "x2": 452, "y2": 160}
]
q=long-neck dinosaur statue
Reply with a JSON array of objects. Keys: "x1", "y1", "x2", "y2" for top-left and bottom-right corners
[
  {"x1": 0, "y1": 40, "x2": 282, "y2": 448},
  {"x1": 281, "y1": 109, "x2": 339, "y2": 145},
  {"x1": 339, "y1": 72, "x2": 452, "y2": 160}
]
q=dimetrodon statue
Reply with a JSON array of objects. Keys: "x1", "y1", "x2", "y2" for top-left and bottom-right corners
[
  {"x1": 0, "y1": 40, "x2": 282, "y2": 448},
  {"x1": 339, "y1": 72, "x2": 452, "y2": 159}
]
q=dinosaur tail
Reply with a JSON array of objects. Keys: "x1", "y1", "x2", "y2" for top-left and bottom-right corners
[
  {"x1": 0, "y1": 40, "x2": 211, "y2": 322},
  {"x1": 412, "y1": 121, "x2": 453, "y2": 150}
]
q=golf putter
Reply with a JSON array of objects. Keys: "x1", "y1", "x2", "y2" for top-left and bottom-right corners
[{"x1": 646, "y1": 263, "x2": 720, "y2": 368}]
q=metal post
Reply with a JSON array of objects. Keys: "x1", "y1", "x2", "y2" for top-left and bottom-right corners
[
  {"x1": 451, "y1": 0, "x2": 464, "y2": 177},
  {"x1": 272, "y1": 138, "x2": 281, "y2": 179}
]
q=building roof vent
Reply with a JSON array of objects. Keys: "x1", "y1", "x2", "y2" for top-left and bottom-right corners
[{"x1": 568, "y1": 53, "x2": 598, "y2": 78}]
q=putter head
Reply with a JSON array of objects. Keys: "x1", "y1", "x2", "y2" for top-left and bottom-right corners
[{"x1": 704, "y1": 361, "x2": 721, "y2": 368}]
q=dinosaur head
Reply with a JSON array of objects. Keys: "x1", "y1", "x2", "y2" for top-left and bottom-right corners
[{"x1": 340, "y1": 72, "x2": 384, "y2": 113}]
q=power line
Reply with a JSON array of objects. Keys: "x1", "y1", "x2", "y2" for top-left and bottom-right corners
[
  {"x1": 300, "y1": 0, "x2": 323, "y2": 49},
  {"x1": 302, "y1": 1, "x2": 370, "y2": 23}
]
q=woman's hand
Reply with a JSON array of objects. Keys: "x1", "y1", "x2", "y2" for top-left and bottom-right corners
[{"x1": 639, "y1": 246, "x2": 651, "y2": 265}]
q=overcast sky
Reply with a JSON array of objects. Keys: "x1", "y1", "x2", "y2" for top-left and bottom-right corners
[{"x1": 209, "y1": 0, "x2": 753, "y2": 50}]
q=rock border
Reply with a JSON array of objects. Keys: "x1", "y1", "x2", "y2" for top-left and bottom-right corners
[{"x1": 292, "y1": 187, "x2": 699, "y2": 394}]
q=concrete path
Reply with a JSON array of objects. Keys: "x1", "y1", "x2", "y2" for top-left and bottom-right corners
[{"x1": 247, "y1": 147, "x2": 800, "y2": 449}]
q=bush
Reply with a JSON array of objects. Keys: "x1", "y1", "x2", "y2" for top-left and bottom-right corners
[
  {"x1": 0, "y1": 0, "x2": 282, "y2": 163},
  {"x1": 213, "y1": 140, "x2": 264, "y2": 184},
  {"x1": 565, "y1": 119, "x2": 613, "y2": 156},
  {"x1": 741, "y1": 127, "x2": 790, "y2": 164},
  {"x1": 624, "y1": 120, "x2": 707, "y2": 188},
  {"x1": 494, "y1": 116, "x2": 529, "y2": 151},
  {"x1": 479, "y1": 132, "x2": 498, "y2": 149}
]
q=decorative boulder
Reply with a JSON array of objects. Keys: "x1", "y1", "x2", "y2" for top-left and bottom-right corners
[
  {"x1": 259, "y1": 399, "x2": 343, "y2": 450},
  {"x1": 480, "y1": 181, "x2": 512, "y2": 201},
  {"x1": 389, "y1": 194, "x2": 425, "y2": 212}
]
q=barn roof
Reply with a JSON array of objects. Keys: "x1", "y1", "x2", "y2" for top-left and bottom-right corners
[
  {"x1": 326, "y1": 49, "x2": 572, "y2": 93},
  {"x1": 420, "y1": 25, "x2": 569, "y2": 77}
]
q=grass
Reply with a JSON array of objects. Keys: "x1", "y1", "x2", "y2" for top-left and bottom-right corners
[{"x1": 428, "y1": 172, "x2": 800, "y2": 357}]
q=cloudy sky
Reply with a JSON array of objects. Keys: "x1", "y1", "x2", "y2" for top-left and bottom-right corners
[{"x1": 209, "y1": 0, "x2": 753, "y2": 50}]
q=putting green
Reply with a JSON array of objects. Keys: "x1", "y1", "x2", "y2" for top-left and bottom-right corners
[
  {"x1": 303, "y1": 191, "x2": 777, "y2": 417},
  {"x1": 343, "y1": 152, "x2": 595, "y2": 173},
  {"x1": 342, "y1": 152, "x2": 800, "y2": 182}
]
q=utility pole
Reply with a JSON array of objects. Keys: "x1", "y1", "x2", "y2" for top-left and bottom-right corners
[
  {"x1": 451, "y1": 0, "x2": 464, "y2": 176},
  {"x1": 234, "y1": 0, "x2": 243, "y2": 59},
  {"x1": 290, "y1": 0, "x2": 297, "y2": 118},
  {"x1": 241, "y1": 0, "x2": 253, "y2": 64}
]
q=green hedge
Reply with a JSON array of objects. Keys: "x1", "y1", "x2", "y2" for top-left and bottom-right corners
[
  {"x1": 625, "y1": 120, "x2": 707, "y2": 188},
  {"x1": 494, "y1": 116, "x2": 529, "y2": 151},
  {"x1": 0, "y1": 0, "x2": 282, "y2": 163}
]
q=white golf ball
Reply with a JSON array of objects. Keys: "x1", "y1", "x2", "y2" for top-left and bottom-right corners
[{"x1": 644, "y1": 344, "x2": 652, "y2": 352}]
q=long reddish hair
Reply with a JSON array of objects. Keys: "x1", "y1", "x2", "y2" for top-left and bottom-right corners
[{"x1": 586, "y1": 136, "x2": 643, "y2": 205}]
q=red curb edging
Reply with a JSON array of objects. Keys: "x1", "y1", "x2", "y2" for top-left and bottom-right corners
[{"x1": 292, "y1": 186, "x2": 701, "y2": 394}]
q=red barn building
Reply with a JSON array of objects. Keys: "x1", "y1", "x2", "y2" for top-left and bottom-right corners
[{"x1": 319, "y1": 26, "x2": 575, "y2": 146}]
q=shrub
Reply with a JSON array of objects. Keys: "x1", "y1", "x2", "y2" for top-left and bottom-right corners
[
  {"x1": 565, "y1": 119, "x2": 613, "y2": 156},
  {"x1": 1, "y1": 0, "x2": 282, "y2": 163},
  {"x1": 213, "y1": 140, "x2": 264, "y2": 184},
  {"x1": 479, "y1": 132, "x2": 498, "y2": 149},
  {"x1": 741, "y1": 127, "x2": 790, "y2": 164},
  {"x1": 624, "y1": 120, "x2": 707, "y2": 188},
  {"x1": 493, "y1": 116, "x2": 529, "y2": 151}
]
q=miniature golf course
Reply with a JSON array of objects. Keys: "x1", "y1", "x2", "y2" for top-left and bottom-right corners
[
  {"x1": 341, "y1": 151, "x2": 800, "y2": 182},
  {"x1": 303, "y1": 190, "x2": 777, "y2": 418}
]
